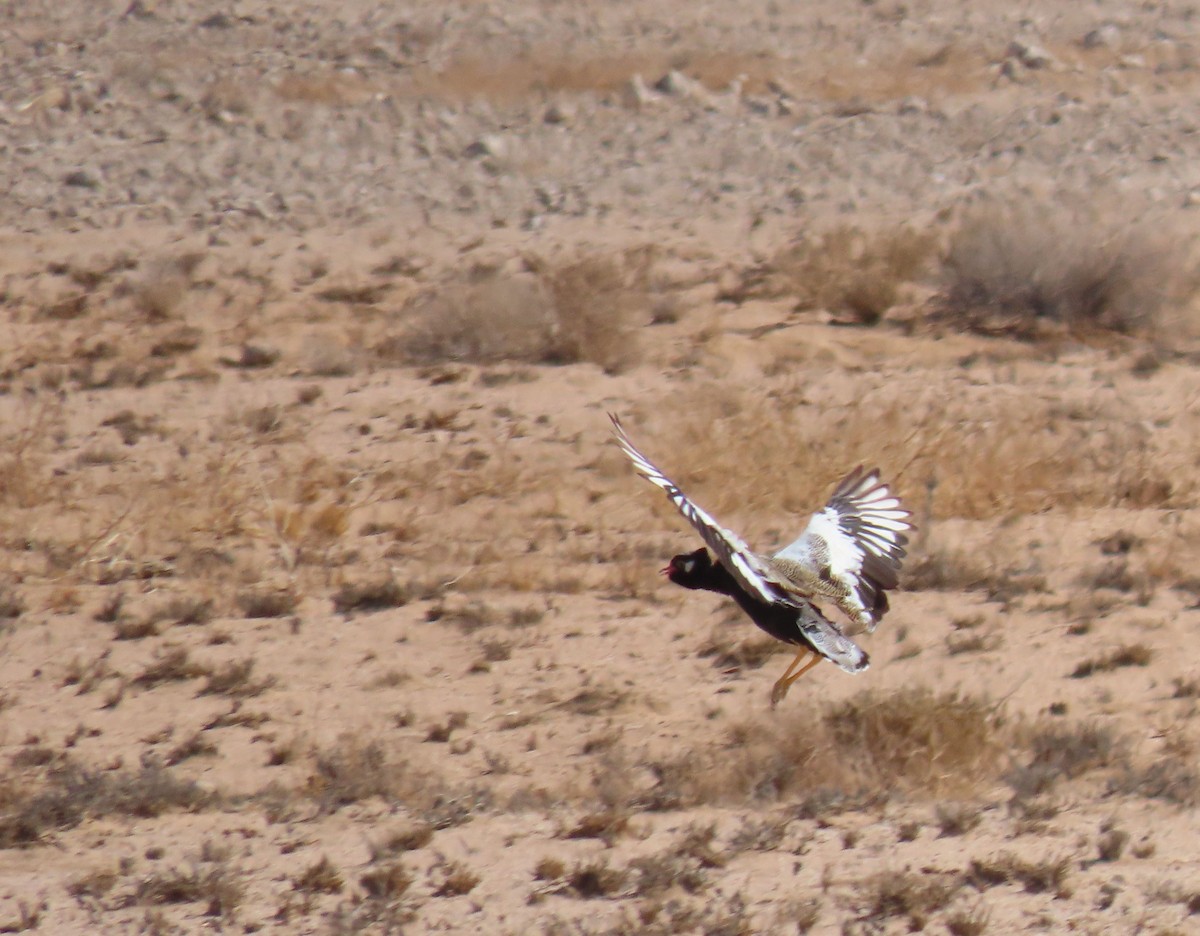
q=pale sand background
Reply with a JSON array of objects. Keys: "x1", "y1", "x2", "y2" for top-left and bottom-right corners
[{"x1": 3, "y1": 1, "x2": 1200, "y2": 933}]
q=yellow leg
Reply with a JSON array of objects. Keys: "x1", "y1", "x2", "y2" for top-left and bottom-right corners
[{"x1": 770, "y1": 649, "x2": 823, "y2": 707}]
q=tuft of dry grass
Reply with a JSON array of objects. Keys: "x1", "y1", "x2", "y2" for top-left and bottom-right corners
[
  {"x1": 620, "y1": 687, "x2": 1005, "y2": 812},
  {"x1": 934, "y1": 194, "x2": 1196, "y2": 339},
  {"x1": 936, "y1": 802, "x2": 984, "y2": 837},
  {"x1": 1007, "y1": 721, "x2": 1124, "y2": 798},
  {"x1": 332, "y1": 575, "x2": 409, "y2": 614},
  {"x1": 965, "y1": 852, "x2": 1072, "y2": 897},
  {"x1": 293, "y1": 855, "x2": 344, "y2": 894},
  {"x1": 565, "y1": 860, "x2": 629, "y2": 899},
  {"x1": 1070, "y1": 643, "x2": 1154, "y2": 679},
  {"x1": 131, "y1": 647, "x2": 212, "y2": 689},
  {"x1": 385, "y1": 251, "x2": 646, "y2": 373},
  {"x1": 359, "y1": 861, "x2": 412, "y2": 901},
  {"x1": 197, "y1": 659, "x2": 275, "y2": 698},
  {"x1": 134, "y1": 863, "x2": 243, "y2": 917},
  {"x1": 430, "y1": 860, "x2": 480, "y2": 898},
  {"x1": 858, "y1": 868, "x2": 961, "y2": 930},
  {"x1": 0, "y1": 759, "x2": 215, "y2": 848},
  {"x1": 731, "y1": 222, "x2": 935, "y2": 323},
  {"x1": 303, "y1": 736, "x2": 439, "y2": 815}
]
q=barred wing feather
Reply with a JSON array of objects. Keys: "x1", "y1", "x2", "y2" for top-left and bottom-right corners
[
  {"x1": 609, "y1": 414, "x2": 801, "y2": 609},
  {"x1": 774, "y1": 465, "x2": 911, "y2": 631}
]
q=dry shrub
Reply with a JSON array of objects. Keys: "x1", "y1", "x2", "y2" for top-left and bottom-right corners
[
  {"x1": 637, "y1": 376, "x2": 1175, "y2": 523},
  {"x1": 134, "y1": 864, "x2": 242, "y2": 917},
  {"x1": 0, "y1": 397, "x2": 67, "y2": 511},
  {"x1": 303, "y1": 736, "x2": 438, "y2": 815},
  {"x1": 535, "y1": 253, "x2": 645, "y2": 373},
  {"x1": 1070, "y1": 643, "x2": 1153, "y2": 678},
  {"x1": 1007, "y1": 721, "x2": 1125, "y2": 798},
  {"x1": 736, "y1": 223, "x2": 935, "y2": 323},
  {"x1": 859, "y1": 868, "x2": 961, "y2": 930},
  {"x1": 631, "y1": 687, "x2": 1003, "y2": 810},
  {"x1": 293, "y1": 855, "x2": 343, "y2": 894},
  {"x1": 935, "y1": 194, "x2": 1196, "y2": 339},
  {"x1": 386, "y1": 252, "x2": 645, "y2": 373},
  {"x1": 0, "y1": 759, "x2": 215, "y2": 847},
  {"x1": 965, "y1": 853, "x2": 1072, "y2": 896}
]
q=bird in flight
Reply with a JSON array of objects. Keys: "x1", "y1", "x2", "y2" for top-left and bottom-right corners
[{"x1": 610, "y1": 413, "x2": 912, "y2": 705}]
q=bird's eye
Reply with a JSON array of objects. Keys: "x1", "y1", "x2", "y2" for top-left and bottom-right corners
[{"x1": 681, "y1": 559, "x2": 694, "y2": 574}]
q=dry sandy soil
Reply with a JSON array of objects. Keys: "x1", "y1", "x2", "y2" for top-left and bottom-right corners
[{"x1": 6, "y1": 1, "x2": 1200, "y2": 933}]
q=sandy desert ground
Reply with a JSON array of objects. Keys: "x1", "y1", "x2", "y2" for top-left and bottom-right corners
[{"x1": 5, "y1": 1, "x2": 1200, "y2": 933}]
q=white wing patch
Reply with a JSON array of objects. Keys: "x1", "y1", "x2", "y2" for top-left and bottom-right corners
[
  {"x1": 609, "y1": 414, "x2": 802, "y2": 609},
  {"x1": 774, "y1": 465, "x2": 912, "y2": 632}
]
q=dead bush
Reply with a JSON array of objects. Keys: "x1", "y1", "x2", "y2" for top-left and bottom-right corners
[
  {"x1": 565, "y1": 860, "x2": 628, "y2": 899},
  {"x1": 131, "y1": 647, "x2": 211, "y2": 689},
  {"x1": 134, "y1": 863, "x2": 242, "y2": 917},
  {"x1": 1070, "y1": 643, "x2": 1154, "y2": 678},
  {"x1": 197, "y1": 659, "x2": 275, "y2": 698},
  {"x1": 0, "y1": 759, "x2": 215, "y2": 847},
  {"x1": 386, "y1": 253, "x2": 644, "y2": 373},
  {"x1": 1007, "y1": 721, "x2": 1125, "y2": 798},
  {"x1": 737, "y1": 222, "x2": 935, "y2": 323},
  {"x1": 965, "y1": 852, "x2": 1072, "y2": 896},
  {"x1": 303, "y1": 736, "x2": 437, "y2": 815},
  {"x1": 859, "y1": 868, "x2": 961, "y2": 930},
  {"x1": 332, "y1": 575, "x2": 409, "y2": 614},
  {"x1": 935, "y1": 194, "x2": 1194, "y2": 339},
  {"x1": 293, "y1": 855, "x2": 344, "y2": 894},
  {"x1": 629, "y1": 687, "x2": 1004, "y2": 810}
]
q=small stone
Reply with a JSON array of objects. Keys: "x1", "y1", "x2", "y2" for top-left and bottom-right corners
[
  {"x1": 463, "y1": 134, "x2": 506, "y2": 160},
  {"x1": 622, "y1": 74, "x2": 656, "y2": 111},
  {"x1": 542, "y1": 101, "x2": 575, "y2": 125},
  {"x1": 1081, "y1": 24, "x2": 1120, "y2": 50},
  {"x1": 221, "y1": 344, "x2": 280, "y2": 369},
  {"x1": 63, "y1": 170, "x2": 98, "y2": 189},
  {"x1": 1007, "y1": 39, "x2": 1059, "y2": 70},
  {"x1": 199, "y1": 12, "x2": 233, "y2": 29}
]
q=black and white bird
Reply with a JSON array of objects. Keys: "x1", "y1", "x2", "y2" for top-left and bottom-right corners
[{"x1": 610, "y1": 413, "x2": 912, "y2": 705}]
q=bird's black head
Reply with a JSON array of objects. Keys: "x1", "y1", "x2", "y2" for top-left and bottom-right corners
[{"x1": 662, "y1": 547, "x2": 717, "y2": 591}]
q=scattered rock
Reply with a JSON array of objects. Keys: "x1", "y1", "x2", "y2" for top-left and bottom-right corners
[
  {"x1": 63, "y1": 170, "x2": 98, "y2": 189},
  {"x1": 1007, "y1": 39, "x2": 1061, "y2": 71},
  {"x1": 220, "y1": 344, "x2": 280, "y2": 369},
  {"x1": 1081, "y1": 24, "x2": 1121, "y2": 50}
]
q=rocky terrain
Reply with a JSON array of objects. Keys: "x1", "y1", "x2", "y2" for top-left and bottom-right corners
[{"x1": 3, "y1": 1, "x2": 1200, "y2": 933}]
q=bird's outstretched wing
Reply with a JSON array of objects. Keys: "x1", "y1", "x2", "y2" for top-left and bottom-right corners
[
  {"x1": 773, "y1": 465, "x2": 911, "y2": 632},
  {"x1": 609, "y1": 414, "x2": 800, "y2": 608}
]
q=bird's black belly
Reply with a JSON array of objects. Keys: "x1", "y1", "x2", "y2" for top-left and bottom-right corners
[{"x1": 727, "y1": 590, "x2": 810, "y2": 649}]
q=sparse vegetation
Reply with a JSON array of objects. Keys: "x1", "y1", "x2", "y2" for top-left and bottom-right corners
[
  {"x1": 935, "y1": 195, "x2": 1193, "y2": 339},
  {"x1": 388, "y1": 253, "x2": 646, "y2": 373},
  {"x1": 1071, "y1": 643, "x2": 1154, "y2": 679},
  {"x1": 859, "y1": 868, "x2": 961, "y2": 930},
  {"x1": 620, "y1": 687, "x2": 1005, "y2": 812},
  {"x1": 728, "y1": 222, "x2": 935, "y2": 324},
  {"x1": 966, "y1": 852, "x2": 1072, "y2": 897},
  {"x1": 0, "y1": 759, "x2": 215, "y2": 848},
  {"x1": 303, "y1": 737, "x2": 438, "y2": 815}
]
